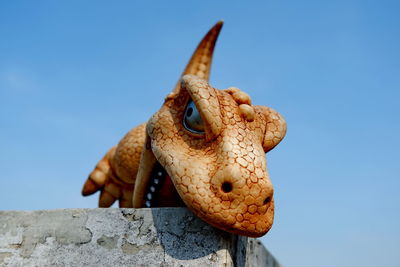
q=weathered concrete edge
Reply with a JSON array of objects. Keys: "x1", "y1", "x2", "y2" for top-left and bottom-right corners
[{"x1": 0, "y1": 208, "x2": 280, "y2": 267}]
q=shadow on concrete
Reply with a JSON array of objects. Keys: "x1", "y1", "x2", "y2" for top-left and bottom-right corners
[{"x1": 151, "y1": 207, "x2": 238, "y2": 262}]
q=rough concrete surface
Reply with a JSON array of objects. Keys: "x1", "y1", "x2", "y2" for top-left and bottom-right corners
[{"x1": 0, "y1": 208, "x2": 280, "y2": 267}]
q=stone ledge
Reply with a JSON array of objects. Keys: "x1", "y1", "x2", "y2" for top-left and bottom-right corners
[{"x1": 0, "y1": 208, "x2": 279, "y2": 267}]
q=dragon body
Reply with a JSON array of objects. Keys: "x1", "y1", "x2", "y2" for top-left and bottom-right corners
[{"x1": 82, "y1": 21, "x2": 286, "y2": 237}]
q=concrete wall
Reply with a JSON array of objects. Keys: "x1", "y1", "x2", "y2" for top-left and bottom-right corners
[{"x1": 0, "y1": 208, "x2": 280, "y2": 267}]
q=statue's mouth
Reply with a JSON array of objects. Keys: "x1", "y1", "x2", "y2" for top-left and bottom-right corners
[
  {"x1": 143, "y1": 161, "x2": 185, "y2": 208},
  {"x1": 139, "y1": 156, "x2": 275, "y2": 238}
]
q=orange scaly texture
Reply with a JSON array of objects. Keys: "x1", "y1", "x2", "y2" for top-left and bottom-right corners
[{"x1": 82, "y1": 21, "x2": 286, "y2": 237}]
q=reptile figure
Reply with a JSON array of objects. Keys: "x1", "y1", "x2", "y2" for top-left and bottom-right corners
[{"x1": 82, "y1": 21, "x2": 286, "y2": 237}]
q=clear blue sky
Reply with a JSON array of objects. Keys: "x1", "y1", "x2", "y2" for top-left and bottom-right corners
[{"x1": 1, "y1": 1, "x2": 399, "y2": 266}]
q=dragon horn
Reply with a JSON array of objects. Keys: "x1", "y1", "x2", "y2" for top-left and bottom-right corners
[{"x1": 172, "y1": 20, "x2": 224, "y2": 93}]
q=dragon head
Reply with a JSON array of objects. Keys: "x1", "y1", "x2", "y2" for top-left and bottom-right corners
[{"x1": 132, "y1": 21, "x2": 286, "y2": 237}]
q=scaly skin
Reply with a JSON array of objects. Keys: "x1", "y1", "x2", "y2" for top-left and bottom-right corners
[{"x1": 82, "y1": 21, "x2": 286, "y2": 237}]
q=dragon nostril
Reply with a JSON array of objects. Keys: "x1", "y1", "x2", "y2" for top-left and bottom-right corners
[
  {"x1": 221, "y1": 182, "x2": 232, "y2": 193},
  {"x1": 264, "y1": 197, "x2": 271, "y2": 205}
]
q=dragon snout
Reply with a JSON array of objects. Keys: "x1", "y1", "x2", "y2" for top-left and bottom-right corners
[
  {"x1": 211, "y1": 165, "x2": 273, "y2": 203},
  {"x1": 206, "y1": 163, "x2": 274, "y2": 237}
]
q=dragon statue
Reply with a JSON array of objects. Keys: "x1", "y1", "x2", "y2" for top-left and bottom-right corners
[{"x1": 82, "y1": 21, "x2": 286, "y2": 237}]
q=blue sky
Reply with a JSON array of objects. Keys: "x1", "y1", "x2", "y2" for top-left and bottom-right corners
[{"x1": 1, "y1": 1, "x2": 399, "y2": 266}]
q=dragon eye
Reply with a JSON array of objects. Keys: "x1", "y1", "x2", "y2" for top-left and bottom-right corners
[{"x1": 183, "y1": 100, "x2": 205, "y2": 134}]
